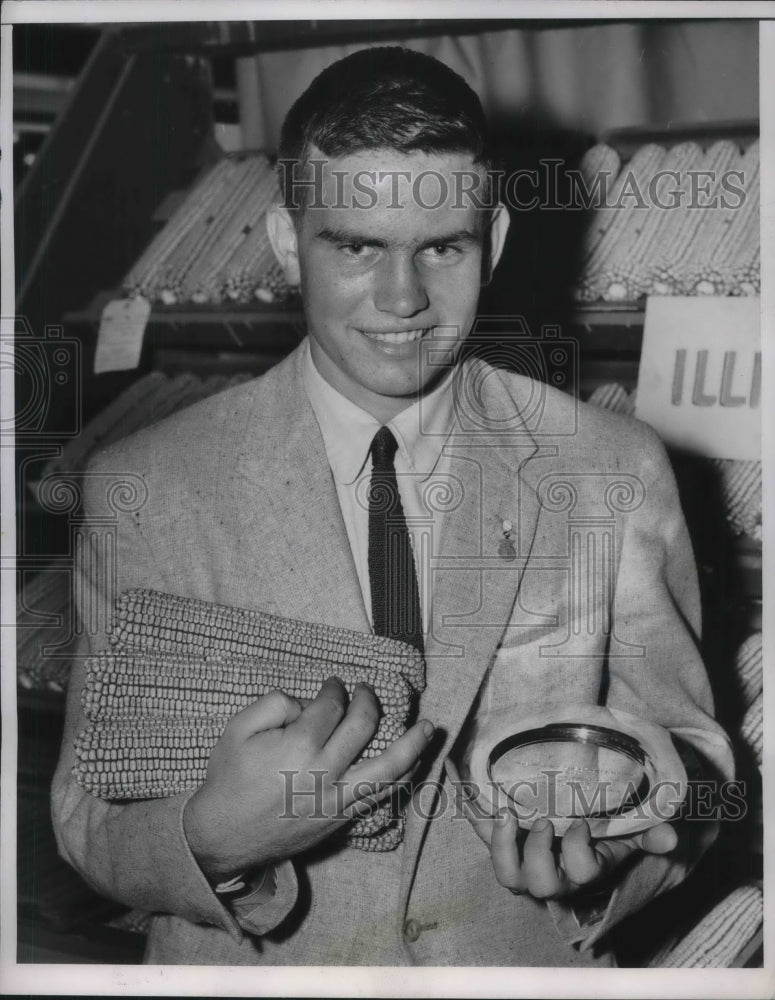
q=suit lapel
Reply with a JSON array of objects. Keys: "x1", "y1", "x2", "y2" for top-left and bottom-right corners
[
  {"x1": 399, "y1": 360, "x2": 544, "y2": 897},
  {"x1": 235, "y1": 347, "x2": 370, "y2": 632}
]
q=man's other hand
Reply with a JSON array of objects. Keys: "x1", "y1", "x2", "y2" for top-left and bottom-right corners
[
  {"x1": 183, "y1": 677, "x2": 434, "y2": 883},
  {"x1": 447, "y1": 758, "x2": 678, "y2": 900},
  {"x1": 467, "y1": 807, "x2": 677, "y2": 899}
]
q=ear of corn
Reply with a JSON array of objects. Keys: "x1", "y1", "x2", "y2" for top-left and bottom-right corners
[
  {"x1": 574, "y1": 143, "x2": 666, "y2": 301},
  {"x1": 652, "y1": 884, "x2": 762, "y2": 968},
  {"x1": 109, "y1": 588, "x2": 426, "y2": 692},
  {"x1": 599, "y1": 142, "x2": 703, "y2": 301},
  {"x1": 739, "y1": 692, "x2": 763, "y2": 768},
  {"x1": 733, "y1": 632, "x2": 762, "y2": 709},
  {"x1": 82, "y1": 650, "x2": 414, "y2": 723},
  {"x1": 710, "y1": 458, "x2": 762, "y2": 540},
  {"x1": 681, "y1": 141, "x2": 759, "y2": 296},
  {"x1": 645, "y1": 140, "x2": 739, "y2": 295},
  {"x1": 180, "y1": 159, "x2": 274, "y2": 304},
  {"x1": 574, "y1": 138, "x2": 758, "y2": 302},
  {"x1": 576, "y1": 144, "x2": 622, "y2": 261},
  {"x1": 73, "y1": 589, "x2": 426, "y2": 851}
]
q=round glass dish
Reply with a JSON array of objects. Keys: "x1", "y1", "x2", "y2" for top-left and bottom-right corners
[{"x1": 463, "y1": 703, "x2": 687, "y2": 837}]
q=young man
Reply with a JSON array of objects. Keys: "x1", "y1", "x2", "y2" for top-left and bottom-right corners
[{"x1": 52, "y1": 46, "x2": 733, "y2": 966}]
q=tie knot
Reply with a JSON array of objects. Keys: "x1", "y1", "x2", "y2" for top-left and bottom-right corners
[{"x1": 371, "y1": 426, "x2": 399, "y2": 470}]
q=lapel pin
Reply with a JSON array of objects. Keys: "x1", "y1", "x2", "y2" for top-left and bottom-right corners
[{"x1": 498, "y1": 519, "x2": 516, "y2": 561}]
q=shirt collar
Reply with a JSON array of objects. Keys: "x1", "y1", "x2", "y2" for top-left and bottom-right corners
[{"x1": 302, "y1": 339, "x2": 456, "y2": 485}]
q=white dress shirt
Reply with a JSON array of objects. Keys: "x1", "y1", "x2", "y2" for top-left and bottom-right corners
[{"x1": 302, "y1": 340, "x2": 456, "y2": 637}]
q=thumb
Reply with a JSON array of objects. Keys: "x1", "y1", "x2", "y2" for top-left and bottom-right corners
[{"x1": 638, "y1": 822, "x2": 679, "y2": 855}]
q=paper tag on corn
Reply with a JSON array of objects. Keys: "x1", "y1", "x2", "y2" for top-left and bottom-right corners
[{"x1": 95, "y1": 297, "x2": 151, "y2": 373}]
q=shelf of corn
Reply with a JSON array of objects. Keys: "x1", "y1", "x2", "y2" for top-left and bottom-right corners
[
  {"x1": 122, "y1": 153, "x2": 292, "y2": 306},
  {"x1": 574, "y1": 139, "x2": 759, "y2": 303}
]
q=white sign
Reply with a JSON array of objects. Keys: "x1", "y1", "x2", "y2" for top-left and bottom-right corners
[
  {"x1": 94, "y1": 296, "x2": 151, "y2": 374},
  {"x1": 635, "y1": 297, "x2": 760, "y2": 460}
]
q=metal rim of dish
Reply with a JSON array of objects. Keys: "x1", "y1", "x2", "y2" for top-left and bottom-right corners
[{"x1": 487, "y1": 721, "x2": 655, "y2": 819}]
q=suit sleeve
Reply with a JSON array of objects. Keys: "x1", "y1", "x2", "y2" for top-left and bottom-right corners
[
  {"x1": 547, "y1": 424, "x2": 735, "y2": 952},
  {"x1": 50, "y1": 459, "x2": 298, "y2": 942}
]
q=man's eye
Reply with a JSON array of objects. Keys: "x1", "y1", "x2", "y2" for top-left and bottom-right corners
[
  {"x1": 421, "y1": 244, "x2": 461, "y2": 262},
  {"x1": 340, "y1": 243, "x2": 368, "y2": 257}
]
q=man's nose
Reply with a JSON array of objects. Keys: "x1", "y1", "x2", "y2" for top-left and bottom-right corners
[{"x1": 373, "y1": 256, "x2": 429, "y2": 317}]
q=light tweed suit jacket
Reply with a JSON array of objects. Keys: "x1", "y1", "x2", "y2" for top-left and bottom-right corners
[{"x1": 52, "y1": 342, "x2": 734, "y2": 966}]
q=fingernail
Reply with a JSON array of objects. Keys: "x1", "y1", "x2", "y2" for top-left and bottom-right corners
[
  {"x1": 497, "y1": 808, "x2": 511, "y2": 825},
  {"x1": 568, "y1": 817, "x2": 584, "y2": 831},
  {"x1": 533, "y1": 818, "x2": 550, "y2": 833},
  {"x1": 421, "y1": 720, "x2": 434, "y2": 739}
]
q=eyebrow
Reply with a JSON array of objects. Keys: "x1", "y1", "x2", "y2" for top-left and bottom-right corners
[{"x1": 315, "y1": 227, "x2": 483, "y2": 250}]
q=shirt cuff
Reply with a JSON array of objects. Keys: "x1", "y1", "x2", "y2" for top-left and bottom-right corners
[
  {"x1": 546, "y1": 849, "x2": 689, "y2": 953},
  {"x1": 177, "y1": 793, "x2": 299, "y2": 941},
  {"x1": 546, "y1": 887, "x2": 618, "y2": 950},
  {"x1": 228, "y1": 860, "x2": 299, "y2": 936}
]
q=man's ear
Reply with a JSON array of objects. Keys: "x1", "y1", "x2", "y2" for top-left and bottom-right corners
[
  {"x1": 266, "y1": 204, "x2": 301, "y2": 286},
  {"x1": 482, "y1": 202, "x2": 511, "y2": 285}
]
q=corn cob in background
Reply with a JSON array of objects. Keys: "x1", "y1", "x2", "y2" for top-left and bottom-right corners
[
  {"x1": 73, "y1": 589, "x2": 426, "y2": 851},
  {"x1": 186, "y1": 158, "x2": 277, "y2": 304},
  {"x1": 710, "y1": 458, "x2": 762, "y2": 541},
  {"x1": 734, "y1": 632, "x2": 762, "y2": 712},
  {"x1": 151, "y1": 168, "x2": 243, "y2": 304},
  {"x1": 176, "y1": 157, "x2": 268, "y2": 304},
  {"x1": 574, "y1": 143, "x2": 666, "y2": 302},
  {"x1": 729, "y1": 244, "x2": 760, "y2": 297},
  {"x1": 576, "y1": 143, "x2": 622, "y2": 263},
  {"x1": 586, "y1": 382, "x2": 636, "y2": 416},
  {"x1": 133, "y1": 164, "x2": 238, "y2": 304},
  {"x1": 644, "y1": 140, "x2": 740, "y2": 295},
  {"x1": 598, "y1": 142, "x2": 703, "y2": 301},
  {"x1": 680, "y1": 140, "x2": 759, "y2": 296},
  {"x1": 157, "y1": 157, "x2": 261, "y2": 304},
  {"x1": 221, "y1": 170, "x2": 290, "y2": 303},
  {"x1": 17, "y1": 569, "x2": 74, "y2": 693},
  {"x1": 121, "y1": 153, "x2": 294, "y2": 306},
  {"x1": 703, "y1": 149, "x2": 759, "y2": 296},
  {"x1": 649, "y1": 883, "x2": 763, "y2": 968},
  {"x1": 123, "y1": 159, "x2": 238, "y2": 302},
  {"x1": 740, "y1": 694, "x2": 763, "y2": 768}
]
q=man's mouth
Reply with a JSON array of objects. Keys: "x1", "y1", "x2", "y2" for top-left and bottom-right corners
[{"x1": 360, "y1": 328, "x2": 430, "y2": 345}]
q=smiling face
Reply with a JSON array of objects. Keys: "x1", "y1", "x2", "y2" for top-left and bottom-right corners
[{"x1": 268, "y1": 148, "x2": 508, "y2": 421}]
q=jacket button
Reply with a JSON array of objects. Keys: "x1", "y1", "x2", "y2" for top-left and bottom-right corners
[{"x1": 403, "y1": 918, "x2": 422, "y2": 943}]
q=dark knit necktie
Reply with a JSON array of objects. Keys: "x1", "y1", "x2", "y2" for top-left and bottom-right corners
[{"x1": 368, "y1": 427, "x2": 424, "y2": 654}]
